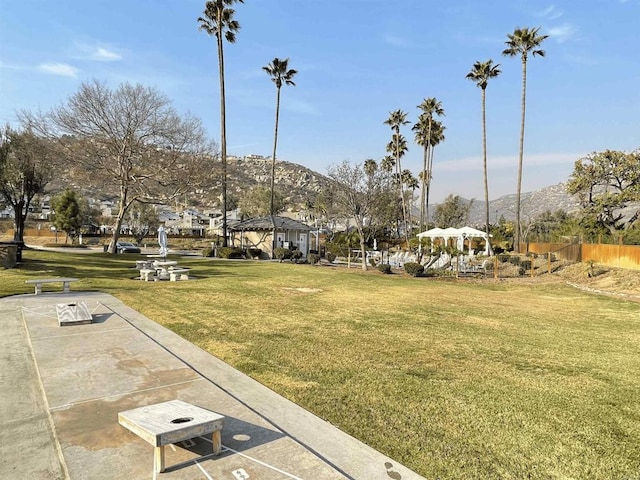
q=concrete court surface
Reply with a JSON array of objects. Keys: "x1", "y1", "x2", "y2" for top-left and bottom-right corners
[{"x1": 0, "y1": 291, "x2": 424, "y2": 480}]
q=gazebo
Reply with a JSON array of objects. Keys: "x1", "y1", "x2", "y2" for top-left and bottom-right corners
[{"x1": 417, "y1": 226, "x2": 492, "y2": 255}]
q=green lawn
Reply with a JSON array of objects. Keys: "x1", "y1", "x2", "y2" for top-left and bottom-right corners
[{"x1": 2, "y1": 249, "x2": 640, "y2": 479}]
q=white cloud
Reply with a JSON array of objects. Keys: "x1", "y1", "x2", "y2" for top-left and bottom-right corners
[
  {"x1": 38, "y1": 63, "x2": 78, "y2": 78},
  {"x1": 538, "y1": 5, "x2": 564, "y2": 20},
  {"x1": 73, "y1": 42, "x2": 123, "y2": 61},
  {"x1": 548, "y1": 23, "x2": 576, "y2": 44},
  {"x1": 92, "y1": 47, "x2": 122, "y2": 61}
]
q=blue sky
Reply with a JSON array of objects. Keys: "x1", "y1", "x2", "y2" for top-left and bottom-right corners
[{"x1": 1, "y1": 0, "x2": 639, "y2": 203}]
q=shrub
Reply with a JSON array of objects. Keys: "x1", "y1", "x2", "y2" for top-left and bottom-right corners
[
  {"x1": 508, "y1": 256, "x2": 522, "y2": 266},
  {"x1": 378, "y1": 264, "x2": 392, "y2": 274},
  {"x1": 520, "y1": 259, "x2": 532, "y2": 271},
  {"x1": 497, "y1": 254, "x2": 510, "y2": 263},
  {"x1": 217, "y1": 247, "x2": 244, "y2": 259},
  {"x1": 247, "y1": 247, "x2": 262, "y2": 259},
  {"x1": 369, "y1": 257, "x2": 377, "y2": 267},
  {"x1": 202, "y1": 247, "x2": 214, "y2": 257},
  {"x1": 291, "y1": 250, "x2": 303, "y2": 263},
  {"x1": 308, "y1": 253, "x2": 320, "y2": 265},
  {"x1": 404, "y1": 262, "x2": 424, "y2": 277},
  {"x1": 274, "y1": 247, "x2": 292, "y2": 262},
  {"x1": 326, "y1": 252, "x2": 336, "y2": 263}
]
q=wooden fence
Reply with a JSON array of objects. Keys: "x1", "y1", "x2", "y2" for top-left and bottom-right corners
[{"x1": 524, "y1": 242, "x2": 640, "y2": 271}]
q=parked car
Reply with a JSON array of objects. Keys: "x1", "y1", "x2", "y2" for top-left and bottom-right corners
[{"x1": 116, "y1": 241, "x2": 141, "y2": 254}]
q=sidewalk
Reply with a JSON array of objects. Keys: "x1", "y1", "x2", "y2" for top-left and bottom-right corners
[{"x1": 0, "y1": 291, "x2": 424, "y2": 480}]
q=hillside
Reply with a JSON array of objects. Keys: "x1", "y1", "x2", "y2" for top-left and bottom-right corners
[
  {"x1": 467, "y1": 183, "x2": 582, "y2": 225},
  {"x1": 50, "y1": 156, "x2": 633, "y2": 224}
]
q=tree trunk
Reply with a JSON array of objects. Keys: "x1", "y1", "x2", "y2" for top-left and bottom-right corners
[
  {"x1": 426, "y1": 144, "x2": 434, "y2": 228},
  {"x1": 425, "y1": 118, "x2": 433, "y2": 229},
  {"x1": 395, "y1": 129, "x2": 409, "y2": 244},
  {"x1": 359, "y1": 233, "x2": 368, "y2": 271},
  {"x1": 481, "y1": 87, "x2": 493, "y2": 255},
  {"x1": 419, "y1": 144, "x2": 427, "y2": 231},
  {"x1": 217, "y1": 24, "x2": 228, "y2": 247},
  {"x1": 12, "y1": 200, "x2": 26, "y2": 242},
  {"x1": 515, "y1": 56, "x2": 528, "y2": 253},
  {"x1": 108, "y1": 184, "x2": 128, "y2": 253},
  {"x1": 270, "y1": 86, "x2": 282, "y2": 258}
]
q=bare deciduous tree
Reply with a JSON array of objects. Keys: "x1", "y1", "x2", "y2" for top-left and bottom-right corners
[
  {"x1": 20, "y1": 80, "x2": 216, "y2": 253},
  {"x1": 327, "y1": 159, "x2": 391, "y2": 271}
]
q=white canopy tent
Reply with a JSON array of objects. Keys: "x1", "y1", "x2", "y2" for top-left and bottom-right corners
[{"x1": 417, "y1": 226, "x2": 492, "y2": 255}]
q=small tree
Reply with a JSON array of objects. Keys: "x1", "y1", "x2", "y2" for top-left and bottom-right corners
[
  {"x1": 238, "y1": 185, "x2": 286, "y2": 218},
  {"x1": 52, "y1": 189, "x2": 82, "y2": 244},
  {"x1": 327, "y1": 159, "x2": 390, "y2": 271},
  {"x1": 434, "y1": 195, "x2": 473, "y2": 228},
  {"x1": 567, "y1": 149, "x2": 640, "y2": 236},
  {"x1": 0, "y1": 126, "x2": 56, "y2": 242},
  {"x1": 127, "y1": 202, "x2": 160, "y2": 245}
]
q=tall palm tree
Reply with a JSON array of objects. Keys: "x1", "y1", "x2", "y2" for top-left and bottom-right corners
[
  {"x1": 426, "y1": 119, "x2": 445, "y2": 227},
  {"x1": 263, "y1": 57, "x2": 297, "y2": 257},
  {"x1": 402, "y1": 169, "x2": 419, "y2": 227},
  {"x1": 466, "y1": 59, "x2": 501, "y2": 254},
  {"x1": 263, "y1": 57, "x2": 297, "y2": 218},
  {"x1": 384, "y1": 110, "x2": 410, "y2": 241},
  {"x1": 503, "y1": 26, "x2": 548, "y2": 252},
  {"x1": 198, "y1": 0, "x2": 243, "y2": 247},
  {"x1": 414, "y1": 98, "x2": 445, "y2": 231}
]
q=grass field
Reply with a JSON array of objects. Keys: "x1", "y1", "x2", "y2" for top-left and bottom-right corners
[{"x1": 2, "y1": 249, "x2": 640, "y2": 479}]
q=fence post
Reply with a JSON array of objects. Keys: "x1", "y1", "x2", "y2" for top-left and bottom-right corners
[
  {"x1": 531, "y1": 257, "x2": 535, "y2": 278},
  {"x1": 494, "y1": 255, "x2": 498, "y2": 279},
  {"x1": 548, "y1": 252, "x2": 551, "y2": 274}
]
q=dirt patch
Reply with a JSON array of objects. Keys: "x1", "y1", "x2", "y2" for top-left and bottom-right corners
[
  {"x1": 554, "y1": 262, "x2": 640, "y2": 299},
  {"x1": 282, "y1": 287, "x2": 323, "y2": 294}
]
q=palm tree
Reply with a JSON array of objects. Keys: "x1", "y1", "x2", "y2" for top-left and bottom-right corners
[
  {"x1": 402, "y1": 169, "x2": 419, "y2": 227},
  {"x1": 426, "y1": 119, "x2": 445, "y2": 226},
  {"x1": 414, "y1": 98, "x2": 445, "y2": 231},
  {"x1": 466, "y1": 59, "x2": 501, "y2": 254},
  {"x1": 263, "y1": 57, "x2": 297, "y2": 258},
  {"x1": 263, "y1": 57, "x2": 297, "y2": 218},
  {"x1": 198, "y1": 0, "x2": 243, "y2": 247},
  {"x1": 384, "y1": 110, "x2": 410, "y2": 241},
  {"x1": 363, "y1": 158, "x2": 378, "y2": 177},
  {"x1": 503, "y1": 26, "x2": 548, "y2": 252}
]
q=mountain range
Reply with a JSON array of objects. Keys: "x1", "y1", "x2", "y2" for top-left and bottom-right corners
[{"x1": 56, "y1": 155, "x2": 583, "y2": 224}]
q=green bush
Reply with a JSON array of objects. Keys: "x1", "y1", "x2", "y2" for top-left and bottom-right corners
[
  {"x1": 378, "y1": 264, "x2": 392, "y2": 274},
  {"x1": 369, "y1": 257, "x2": 377, "y2": 267},
  {"x1": 247, "y1": 247, "x2": 262, "y2": 259},
  {"x1": 217, "y1": 247, "x2": 244, "y2": 259},
  {"x1": 498, "y1": 254, "x2": 510, "y2": 263},
  {"x1": 307, "y1": 253, "x2": 320, "y2": 265},
  {"x1": 520, "y1": 259, "x2": 532, "y2": 270},
  {"x1": 326, "y1": 252, "x2": 336, "y2": 263},
  {"x1": 291, "y1": 250, "x2": 303, "y2": 263},
  {"x1": 404, "y1": 262, "x2": 425, "y2": 277},
  {"x1": 274, "y1": 247, "x2": 292, "y2": 262},
  {"x1": 202, "y1": 247, "x2": 214, "y2": 257}
]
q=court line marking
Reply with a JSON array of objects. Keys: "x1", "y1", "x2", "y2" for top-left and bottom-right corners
[{"x1": 199, "y1": 437, "x2": 303, "y2": 480}]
